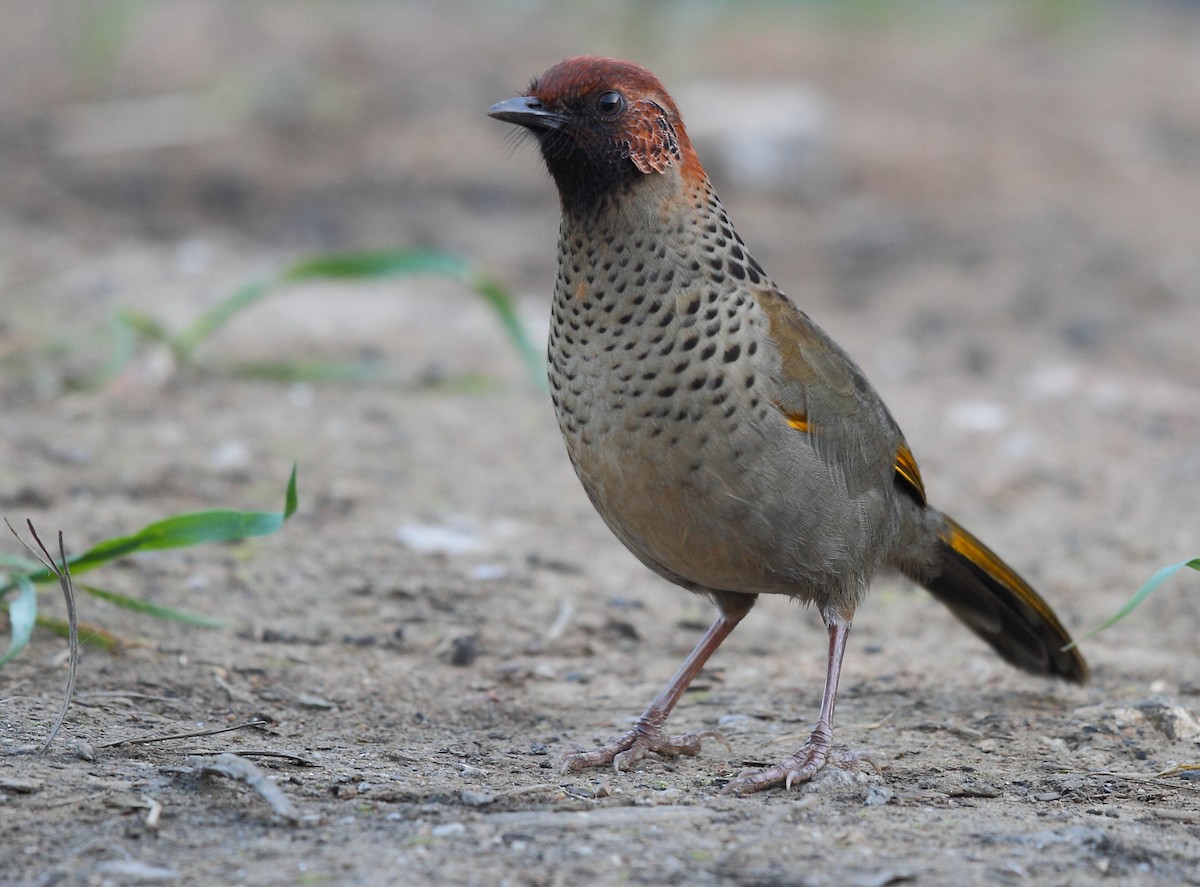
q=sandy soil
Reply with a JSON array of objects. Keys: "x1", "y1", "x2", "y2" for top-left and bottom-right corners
[{"x1": 3, "y1": 3, "x2": 1200, "y2": 885}]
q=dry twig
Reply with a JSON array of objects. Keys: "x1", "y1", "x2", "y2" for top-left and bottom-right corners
[
  {"x1": 97, "y1": 718, "x2": 268, "y2": 749},
  {"x1": 5, "y1": 519, "x2": 78, "y2": 754}
]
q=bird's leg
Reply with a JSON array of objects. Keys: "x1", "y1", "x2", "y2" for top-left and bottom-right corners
[
  {"x1": 723, "y1": 614, "x2": 852, "y2": 794},
  {"x1": 562, "y1": 610, "x2": 743, "y2": 774}
]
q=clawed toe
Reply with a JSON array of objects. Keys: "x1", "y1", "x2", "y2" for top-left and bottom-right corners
[
  {"x1": 562, "y1": 725, "x2": 727, "y2": 774},
  {"x1": 721, "y1": 723, "x2": 854, "y2": 794}
]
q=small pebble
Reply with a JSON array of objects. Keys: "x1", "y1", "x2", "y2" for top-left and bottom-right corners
[
  {"x1": 431, "y1": 822, "x2": 467, "y2": 838},
  {"x1": 864, "y1": 785, "x2": 894, "y2": 806}
]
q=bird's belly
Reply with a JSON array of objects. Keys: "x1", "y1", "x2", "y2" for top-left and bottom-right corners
[{"x1": 555, "y1": 387, "x2": 865, "y2": 599}]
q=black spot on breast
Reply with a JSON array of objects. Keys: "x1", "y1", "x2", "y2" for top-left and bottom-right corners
[
  {"x1": 728, "y1": 262, "x2": 746, "y2": 280},
  {"x1": 723, "y1": 344, "x2": 741, "y2": 363},
  {"x1": 681, "y1": 335, "x2": 699, "y2": 351},
  {"x1": 699, "y1": 343, "x2": 717, "y2": 360},
  {"x1": 688, "y1": 376, "x2": 707, "y2": 391},
  {"x1": 657, "y1": 385, "x2": 677, "y2": 398},
  {"x1": 747, "y1": 340, "x2": 758, "y2": 356}
]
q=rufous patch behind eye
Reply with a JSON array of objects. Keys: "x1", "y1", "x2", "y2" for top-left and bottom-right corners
[{"x1": 625, "y1": 99, "x2": 681, "y2": 174}]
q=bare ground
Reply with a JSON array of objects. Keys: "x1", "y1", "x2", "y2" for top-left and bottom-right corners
[{"x1": 2, "y1": 3, "x2": 1200, "y2": 885}]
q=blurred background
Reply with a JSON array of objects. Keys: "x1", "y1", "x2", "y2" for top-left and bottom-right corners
[{"x1": 3, "y1": 1, "x2": 1199, "y2": 387}]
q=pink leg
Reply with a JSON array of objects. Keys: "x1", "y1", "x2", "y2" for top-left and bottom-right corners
[
  {"x1": 723, "y1": 615, "x2": 852, "y2": 794},
  {"x1": 562, "y1": 611, "x2": 743, "y2": 773}
]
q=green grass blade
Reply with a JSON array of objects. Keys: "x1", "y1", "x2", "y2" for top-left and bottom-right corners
[
  {"x1": 281, "y1": 249, "x2": 469, "y2": 281},
  {"x1": 35, "y1": 615, "x2": 122, "y2": 650},
  {"x1": 283, "y1": 249, "x2": 544, "y2": 387},
  {"x1": 1065, "y1": 558, "x2": 1200, "y2": 649},
  {"x1": 172, "y1": 279, "x2": 273, "y2": 362},
  {"x1": 78, "y1": 583, "x2": 224, "y2": 628},
  {"x1": 0, "y1": 552, "x2": 42, "y2": 572},
  {"x1": 21, "y1": 466, "x2": 298, "y2": 583},
  {"x1": 230, "y1": 357, "x2": 390, "y2": 384},
  {"x1": 282, "y1": 463, "x2": 298, "y2": 519},
  {"x1": 170, "y1": 249, "x2": 544, "y2": 387},
  {"x1": 114, "y1": 308, "x2": 174, "y2": 344},
  {"x1": 1, "y1": 576, "x2": 37, "y2": 666},
  {"x1": 469, "y1": 270, "x2": 545, "y2": 387}
]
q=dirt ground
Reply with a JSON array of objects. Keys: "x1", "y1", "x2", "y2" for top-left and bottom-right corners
[{"x1": 3, "y1": 2, "x2": 1200, "y2": 885}]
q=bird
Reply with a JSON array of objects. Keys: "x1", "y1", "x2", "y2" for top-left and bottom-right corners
[{"x1": 488, "y1": 56, "x2": 1087, "y2": 794}]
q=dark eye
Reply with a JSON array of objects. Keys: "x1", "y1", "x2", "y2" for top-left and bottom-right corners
[{"x1": 596, "y1": 90, "x2": 625, "y2": 116}]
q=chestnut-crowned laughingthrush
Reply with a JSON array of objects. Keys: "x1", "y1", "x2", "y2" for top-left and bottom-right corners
[{"x1": 489, "y1": 56, "x2": 1087, "y2": 794}]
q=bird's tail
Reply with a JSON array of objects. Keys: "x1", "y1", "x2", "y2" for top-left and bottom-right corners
[{"x1": 910, "y1": 515, "x2": 1088, "y2": 683}]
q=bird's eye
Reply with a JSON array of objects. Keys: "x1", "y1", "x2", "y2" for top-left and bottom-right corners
[{"x1": 595, "y1": 90, "x2": 625, "y2": 117}]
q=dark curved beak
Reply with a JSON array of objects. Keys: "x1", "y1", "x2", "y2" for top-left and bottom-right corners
[{"x1": 488, "y1": 96, "x2": 561, "y2": 131}]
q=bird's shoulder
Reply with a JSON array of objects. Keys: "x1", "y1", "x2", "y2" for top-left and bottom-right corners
[{"x1": 750, "y1": 286, "x2": 922, "y2": 497}]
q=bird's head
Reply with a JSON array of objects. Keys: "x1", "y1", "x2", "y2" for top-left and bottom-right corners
[{"x1": 489, "y1": 56, "x2": 703, "y2": 216}]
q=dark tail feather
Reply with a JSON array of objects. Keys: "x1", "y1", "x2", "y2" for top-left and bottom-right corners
[{"x1": 915, "y1": 516, "x2": 1088, "y2": 683}]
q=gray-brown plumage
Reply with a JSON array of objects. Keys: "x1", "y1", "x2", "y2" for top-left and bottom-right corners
[{"x1": 490, "y1": 56, "x2": 1086, "y2": 793}]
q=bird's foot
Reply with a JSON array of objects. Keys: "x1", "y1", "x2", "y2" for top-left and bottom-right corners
[
  {"x1": 562, "y1": 720, "x2": 729, "y2": 774},
  {"x1": 722, "y1": 723, "x2": 870, "y2": 794}
]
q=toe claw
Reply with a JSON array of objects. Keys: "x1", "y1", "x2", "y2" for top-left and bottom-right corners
[{"x1": 561, "y1": 724, "x2": 723, "y2": 776}]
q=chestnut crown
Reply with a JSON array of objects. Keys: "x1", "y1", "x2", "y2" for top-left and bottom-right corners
[{"x1": 489, "y1": 56, "x2": 701, "y2": 213}]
